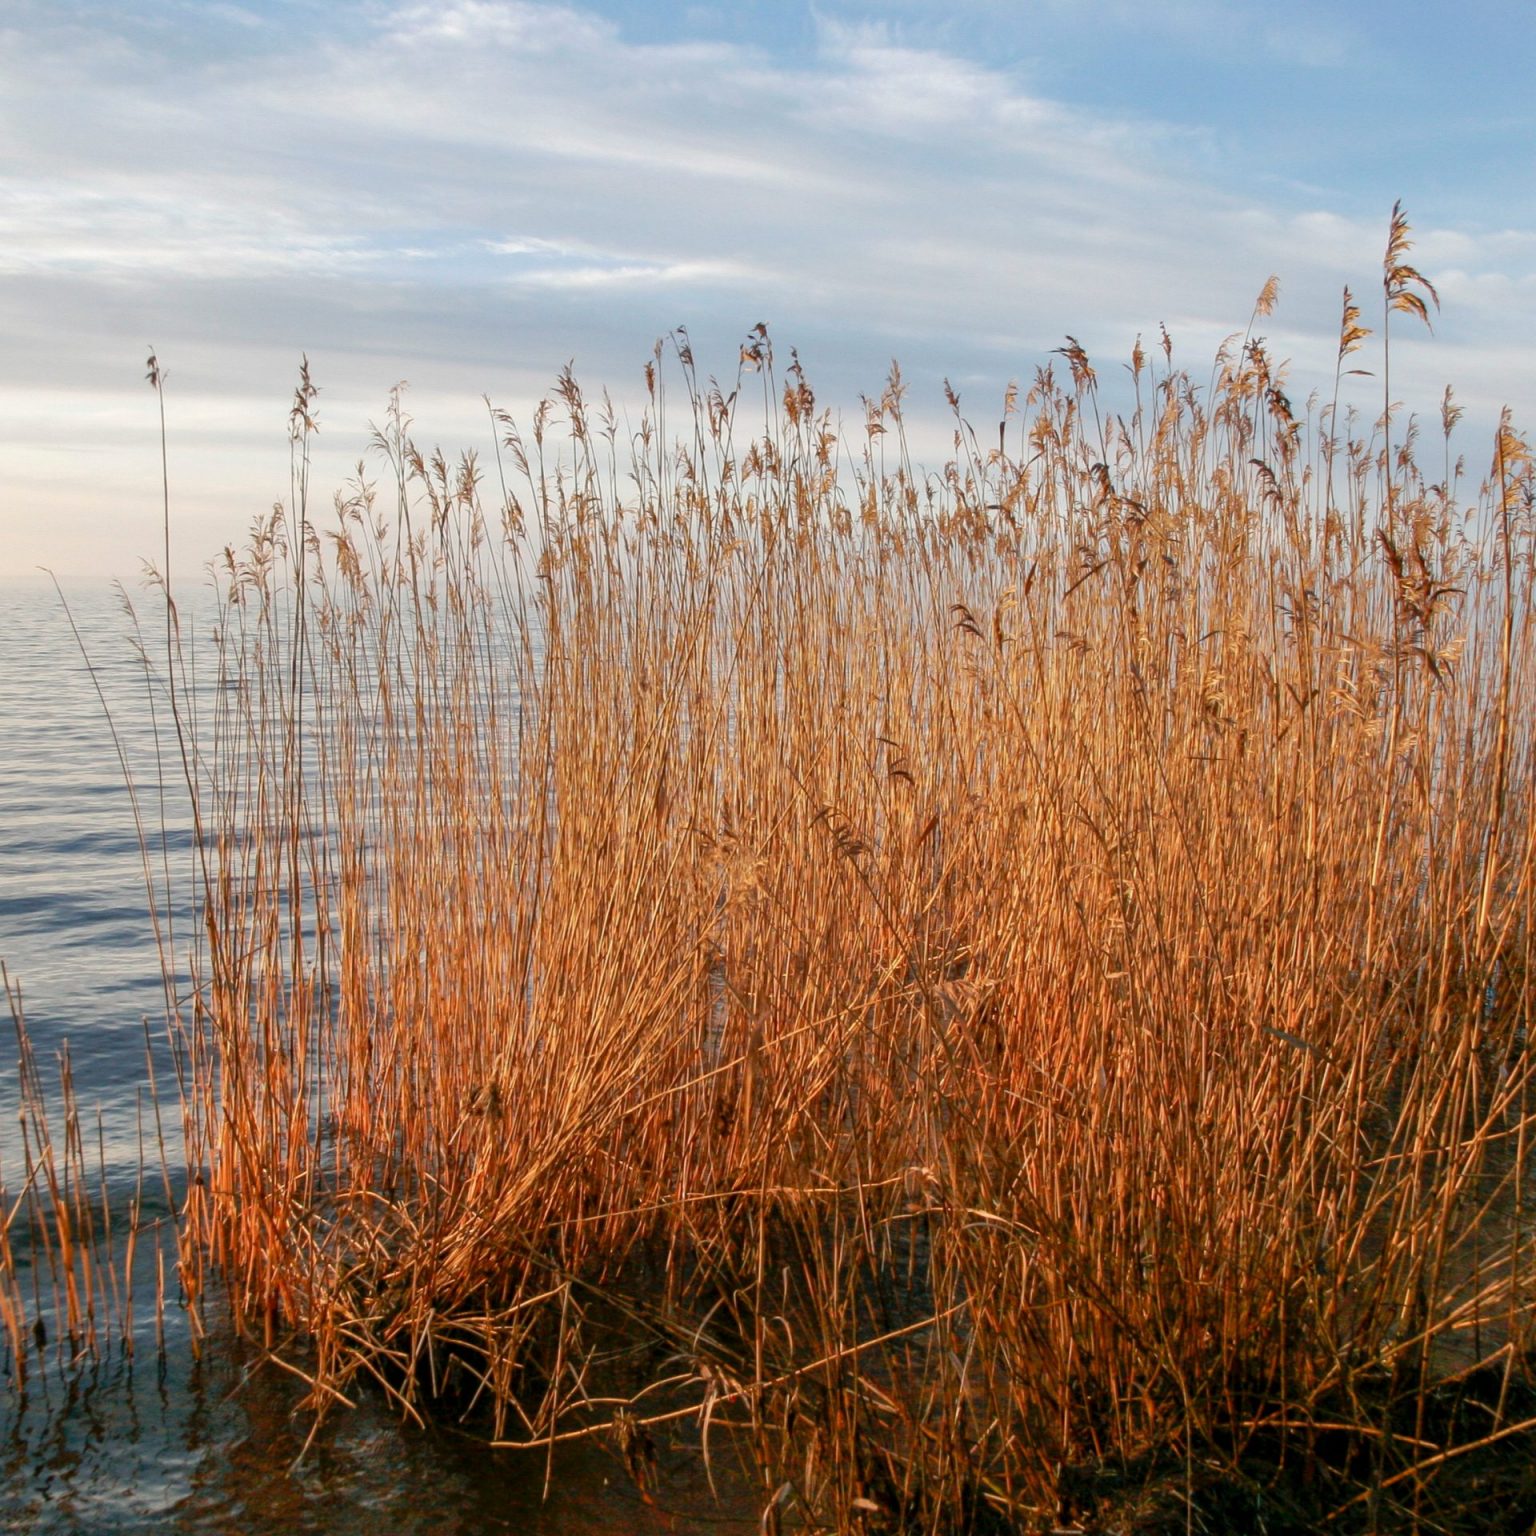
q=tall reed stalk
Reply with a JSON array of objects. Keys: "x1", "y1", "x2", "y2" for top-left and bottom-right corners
[{"x1": 8, "y1": 213, "x2": 1535, "y2": 1532}]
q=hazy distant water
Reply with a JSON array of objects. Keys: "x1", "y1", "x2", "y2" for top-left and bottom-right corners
[{"x1": 0, "y1": 581, "x2": 746, "y2": 1534}]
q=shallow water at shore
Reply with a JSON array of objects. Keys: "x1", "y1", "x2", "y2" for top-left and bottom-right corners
[
  {"x1": 1, "y1": 1315, "x2": 752, "y2": 1534},
  {"x1": 0, "y1": 581, "x2": 751, "y2": 1532}
]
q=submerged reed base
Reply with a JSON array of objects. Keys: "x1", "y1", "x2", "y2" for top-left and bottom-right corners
[{"x1": 8, "y1": 217, "x2": 1536, "y2": 1531}]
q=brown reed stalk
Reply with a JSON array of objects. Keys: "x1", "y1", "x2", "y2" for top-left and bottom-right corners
[{"x1": 4, "y1": 209, "x2": 1531, "y2": 1533}]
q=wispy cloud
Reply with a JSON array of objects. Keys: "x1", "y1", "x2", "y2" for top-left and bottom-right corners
[
  {"x1": 501, "y1": 255, "x2": 766, "y2": 291},
  {"x1": 1, "y1": 0, "x2": 1531, "y2": 580},
  {"x1": 0, "y1": 179, "x2": 386, "y2": 279}
]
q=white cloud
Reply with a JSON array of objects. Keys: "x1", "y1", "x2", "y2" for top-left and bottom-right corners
[
  {"x1": 0, "y1": 0, "x2": 1531, "y2": 581},
  {"x1": 0, "y1": 179, "x2": 384, "y2": 279},
  {"x1": 506, "y1": 257, "x2": 765, "y2": 291},
  {"x1": 382, "y1": 0, "x2": 613, "y2": 51},
  {"x1": 809, "y1": 21, "x2": 1043, "y2": 135}
]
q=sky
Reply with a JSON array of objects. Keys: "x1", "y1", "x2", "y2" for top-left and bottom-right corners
[{"x1": 3, "y1": 0, "x2": 1534, "y2": 584}]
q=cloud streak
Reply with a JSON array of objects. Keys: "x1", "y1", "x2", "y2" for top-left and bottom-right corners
[{"x1": 2, "y1": 0, "x2": 1532, "y2": 581}]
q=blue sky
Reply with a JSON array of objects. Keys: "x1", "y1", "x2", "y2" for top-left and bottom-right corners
[{"x1": 4, "y1": 0, "x2": 1533, "y2": 581}]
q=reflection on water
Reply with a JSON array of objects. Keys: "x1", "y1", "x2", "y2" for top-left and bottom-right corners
[
  {"x1": 0, "y1": 1314, "x2": 746, "y2": 1529},
  {"x1": 1, "y1": 1309, "x2": 752, "y2": 1533},
  {"x1": 0, "y1": 582, "x2": 753, "y2": 1532}
]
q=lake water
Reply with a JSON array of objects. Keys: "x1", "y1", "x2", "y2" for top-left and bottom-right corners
[{"x1": 0, "y1": 581, "x2": 752, "y2": 1533}]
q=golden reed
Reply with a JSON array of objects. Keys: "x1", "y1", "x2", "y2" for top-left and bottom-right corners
[{"x1": 7, "y1": 208, "x2": 1536, "y2": 1532}]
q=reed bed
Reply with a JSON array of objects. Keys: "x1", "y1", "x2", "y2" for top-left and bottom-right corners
[{"x1": 8, "y1": 212, "x2": 1536, "y2": 1531}]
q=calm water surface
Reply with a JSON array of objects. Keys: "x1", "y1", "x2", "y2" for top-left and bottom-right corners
[{"x1": 0, "y1": 581, "x2": 750, "y2": 1533}]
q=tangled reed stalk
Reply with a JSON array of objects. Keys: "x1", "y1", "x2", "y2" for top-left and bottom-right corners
[{"x1": 11, "y1": 213, "x2": 1536, "y2": 1531}]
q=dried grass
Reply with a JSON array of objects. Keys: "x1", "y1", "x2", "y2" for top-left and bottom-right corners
[{"x1": 7, "y1": 211, "x2": 1536, "y2": 1533}]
